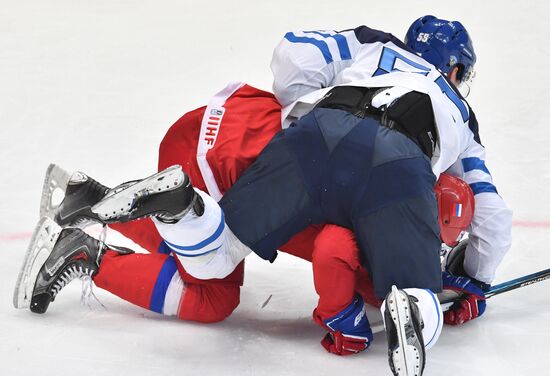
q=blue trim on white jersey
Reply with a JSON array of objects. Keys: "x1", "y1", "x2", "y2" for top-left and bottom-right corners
[
  {"x1": 284, "y1": 32, "x2": 333, "y2": 64},
  {"x1": 150, "y1": 256, "x2": 178, "y2": 314},
  {"x1": 469, "y1": 182, "x2": 498, "y2": 195},
  {"x1": 373, "y1": 46, "x2": 431, "y2": 77},
  {"x1": 303, "y1": 31, "x2": 352, "y2": 60},
  {"x1": 462, "y1": 157, "x2": 491, "y2": 175},
  {"x1": 163, "y1": 211, "x2": 225, "y2": 252},
  {"x1": 435, "y1": 76, "x2": 469, "y2": 122}
]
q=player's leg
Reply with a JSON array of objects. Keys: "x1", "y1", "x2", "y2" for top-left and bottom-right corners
[
  {"x1": 40, "y1": 161, "x2": 247, "y2": 280},
  {"x1": 280, "y1": 223, "x2": 378, "y2": 319},
  {"x1": 312, "y1": 224, "x2": 374, "y2": 320},
  {"x1": 355, "y1": 138, "x2": 443, "y2": 375},
  {"x1": 14, "y1": 217, "x2": 239, "y2": 322},
  {"x1": 95, "y1": 250, "x2": 240, "y2": 323},
  {"x1": 313, "y1": 229, "x2": 379, "y2": 310},
  {"x1": 45, "y1": 163, "x2": 199, "y2": 229},
  {"x1": 177, "y1": 283, "x2": 240, "y2": 323},
  {"x1": 381, "y1": 287, "x2": 442, "y2": 375},
  {"x1": 42, "y1": 164, "x2": 214, "y2": 252},
  {"x1": 310, "y1": 224, "x2": 374, "y2": 356},
  {"x1": 376, "y1": 225, "x2": 442, "y2": 375},
  {"x1": 279, "y1": 224, "x2": 377, "y2": 356}
]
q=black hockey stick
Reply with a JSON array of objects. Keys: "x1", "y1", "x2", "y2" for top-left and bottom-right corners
[{"x1": 440, "y1": 267, "x2": 550, "y2": 311}]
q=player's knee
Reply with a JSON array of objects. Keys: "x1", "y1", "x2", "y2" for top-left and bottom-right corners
[
  {"x1": 210, "y1": 285, "x2": 240, "y2": 323},
  {"x1": 313, "y1": 225, "x2": 359, "y2": 267},
  {"x1": 178, "y1": 284, "x2": 240, "y2": 323}
]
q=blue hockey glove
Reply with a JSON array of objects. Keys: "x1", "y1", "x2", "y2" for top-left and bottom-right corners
[
  {"x1": 442, "y1": 271, "x2": 489, "y2": 325},
  {"x1": 320, "y1": 296, "x2": 373, "y2": 356}
]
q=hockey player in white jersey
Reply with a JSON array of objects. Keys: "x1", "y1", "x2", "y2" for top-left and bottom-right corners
[{"x1": 265, "y1": 15, "x2": 512, "y2": 375}]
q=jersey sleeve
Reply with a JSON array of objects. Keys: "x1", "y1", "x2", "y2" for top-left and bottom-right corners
[
  {"x1": 446, "y1": 111, "x2": 513, "y2": 284},
  {"x1": 270, "y1": 30, "x2": 355, "y2": 107}
]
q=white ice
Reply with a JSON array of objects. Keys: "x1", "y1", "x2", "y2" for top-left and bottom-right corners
[{"x1": 1, "y1": 1, "x2": 549, "y2": 375}]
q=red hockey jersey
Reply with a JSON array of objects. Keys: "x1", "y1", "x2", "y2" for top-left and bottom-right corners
[{"x1": 158, "y1": 82, "x2": 282, "y2": 200}]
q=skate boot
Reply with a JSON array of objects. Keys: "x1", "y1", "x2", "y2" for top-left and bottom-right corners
[
  {"x1": 13, "y1": 217, "x2": 109, "y2": 313},
  {"x1": 383, "y1": 286, "x2": 426, "y2": 376},
  {"x1": 41, "y1": 164, "x2": 203, "y2": 227},
  {"x1": 91, "y1": 164, "x2": 204, "y2": 224},
  {"x1": 42, "y1": 165, "x2": 111, "y2": 227}
]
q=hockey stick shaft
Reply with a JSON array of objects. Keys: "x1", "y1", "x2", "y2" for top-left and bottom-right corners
[
  {"x1": 484, "y1": 268, "x2": 550, "y2": 298},
  {"x1": 440, "y1": 267, "x2": 550, "y2": 311}
]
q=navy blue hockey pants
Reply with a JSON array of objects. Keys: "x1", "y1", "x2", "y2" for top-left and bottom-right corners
[{"x1": 219, "y1": 108, "x2": 442, "y2": 298}]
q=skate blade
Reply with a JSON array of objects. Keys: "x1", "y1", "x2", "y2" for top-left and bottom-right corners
[
  {"x1": 39, "y1": 164, "x2": 71, "y2": 219},
  {"x1": 91, "y1": 164, "x2": 186, "y2": 221},
  {"x1": 13, "y1": 217, "x2": 62, "y2": 309},
  {"x1": 387, "y1": 286, "x2": 422, "y2": 376}
]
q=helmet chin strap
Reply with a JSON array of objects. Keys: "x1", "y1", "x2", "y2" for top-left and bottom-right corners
[
  {"x1": 458, "y1": 82, "x2": 471, "y2": 98},
  {"x1": 447, "y1": 65, "x2": 475, "y2": 98},
  {"x1": 458, "y1": 67, "x2": 476, "y2": 98}
]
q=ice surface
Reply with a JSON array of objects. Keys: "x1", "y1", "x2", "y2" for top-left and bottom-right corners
[{"x1": 1, "y1": 1, "x2": 549, "y2": 375}]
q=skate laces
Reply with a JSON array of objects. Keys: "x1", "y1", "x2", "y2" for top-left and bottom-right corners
[
  {"x1": 51, "y1": 264, "x2": 95, "y2": 298},
  {"x1": 80, "y1": 274, "x2": 106, "y2": 311},
  {"x1": 81, "y1": 225, "x2": 108, "y2": 310},
  {"x1": 50, "y1": 264, "x2": 106, "y2": 311}
]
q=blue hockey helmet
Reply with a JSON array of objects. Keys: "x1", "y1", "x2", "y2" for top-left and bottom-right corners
[{"x1": 405, "y1": 15, "x2": 476, "y2": 83}]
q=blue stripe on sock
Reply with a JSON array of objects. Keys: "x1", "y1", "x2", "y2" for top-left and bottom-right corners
[
  {"x1": 150, "y1": 256, "x2": 178, "y2": 314},
  {"x1": 469, "y1": 182, "x2": 498, "y2": 195},
  {"x1": 171, "y1": 245, "x2": 221, "y2": 258},
  {"x1": 462, "y1": 157, "x2": 491, "y2": 175},
  {"x1": 163, "y1": 211, "x2": 225, "y2": 252}
]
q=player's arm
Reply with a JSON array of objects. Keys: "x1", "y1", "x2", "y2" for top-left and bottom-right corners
[
  {"x1": 442, "y1": 110, "x2": 513, "y2": 325},
  {"x1": 270, "y1": 30, "x2": 355, "y2": 107},
  {"x1": 447, "y1": 114, "x2": 513, "y2": 284}
]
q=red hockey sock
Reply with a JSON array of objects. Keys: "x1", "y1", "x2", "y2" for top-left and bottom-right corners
[
  {"x1": 93, "y1": 250, "x2": 177, "y2": 312},
  {"x1": 94, "y1": 250, "x2": 241, "y2": 323},
  {"x1": 311, "y1": 225, "x2": 380, "y2": 325},
  {"x1": 312, "y1": 225, "x2": 361, "y2": 323}
]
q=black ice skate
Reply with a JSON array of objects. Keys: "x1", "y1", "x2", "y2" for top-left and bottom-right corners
[
  {"x1": 40, "y1": 164, "x2": 203, "y2": 227},
  {"x1": 91, "y1": 164, "x2": 204, "y2": 223},
  {"x1": 40, "y1": 164, "x2": 111, "y2": 227},
  {"x1": 13, "y1": 217, "x2": 106, "y2": 313},
  {"x1": 384, "y1": 286, "x2": 426, "y2": 376}
]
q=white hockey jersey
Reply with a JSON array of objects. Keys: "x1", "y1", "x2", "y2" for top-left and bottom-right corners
[{"x1": 270, "y1": 26, "x2": 512, "y2": 284}]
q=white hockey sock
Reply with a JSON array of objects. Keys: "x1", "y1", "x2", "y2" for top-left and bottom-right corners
[{"x1": 153, "y1": 189, "x2": 251, "y2": 280}]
